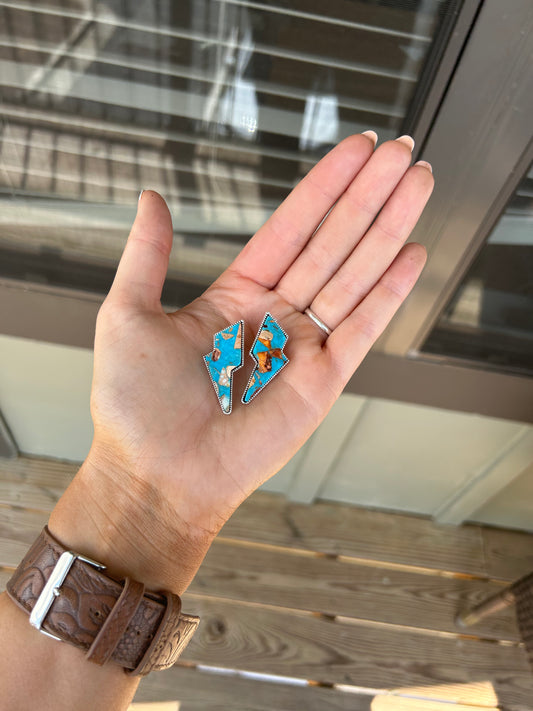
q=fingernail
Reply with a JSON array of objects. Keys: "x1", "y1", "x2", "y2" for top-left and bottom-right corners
[
  {"x1": 362, "y1": 130, "x2": 378, "y2": 146},
  {"x1": 414, "y1": 160, "x2": 432, "y2": 173},
  {"x1": 138, "y1": 189, "x2": 144, "y2": 204},
  {"x1": 396, "y1": 135, "x2": 415, "y2": 151}
]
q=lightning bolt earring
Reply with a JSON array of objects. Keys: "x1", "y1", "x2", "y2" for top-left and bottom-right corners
[
  {"x1": 204, "y1": 320, "x2": 244, "y2": 414},
  {"x1": 242, "y1": 313, "x2": 289, "y2": 404}
]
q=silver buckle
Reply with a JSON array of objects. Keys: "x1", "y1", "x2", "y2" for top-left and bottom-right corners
[{"x1": 29, "y1": 551, "x2": 106, "y2": 642}]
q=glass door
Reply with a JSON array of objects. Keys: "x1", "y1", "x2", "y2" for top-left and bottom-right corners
[{"x1": 0, "y1": 0, "x2": 464, "y2": 300}]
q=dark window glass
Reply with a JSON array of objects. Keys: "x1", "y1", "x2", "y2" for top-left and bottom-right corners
[{"x1": 422, "y1": 164, "x2": 533, "y2": 376}]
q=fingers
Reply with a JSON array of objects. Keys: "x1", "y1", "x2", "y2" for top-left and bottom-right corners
[
  {"x1": 276, "y1": 137, "x2": 415, "y2": 311},
  {"x1": 326, "y1": 243, "x2": 427, "y2": 380},
  {"x1": 310, "y1": 160, "x2": 434, "y2": 330},
  {"x1": 229, "y1": 133, "x2": 377, "y2": 288},
  {"x1": 108, "y1": 191, "x2": 173, "y2": 310}
]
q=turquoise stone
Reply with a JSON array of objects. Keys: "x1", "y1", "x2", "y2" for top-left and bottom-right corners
[
  {"x1": 242, "y1": 313, "x2": 289, "y2": 404},
  {"x1": 204, "y1": 320, "x2": 244, "y2": 414}
]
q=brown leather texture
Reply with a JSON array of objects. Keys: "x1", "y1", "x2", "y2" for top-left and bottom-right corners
[
  {"x1": 86, "y1": 577, "x2": 145, "y2": 666},
  {"x1": 6, "y1": 527, "x2": 199, "y2": 675}
]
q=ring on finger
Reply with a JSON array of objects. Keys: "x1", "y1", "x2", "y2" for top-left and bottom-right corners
[{"x1": 304, "y1": 307, "x2": 332, "y2": 337}]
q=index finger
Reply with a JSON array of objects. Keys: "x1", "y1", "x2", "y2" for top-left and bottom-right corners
[{"x1": 229, "y1": 133, "x2": 377, "y2": 290}]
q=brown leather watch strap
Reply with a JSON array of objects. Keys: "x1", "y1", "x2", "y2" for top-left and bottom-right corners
[
  {"x1": 6, "y1": 527, "x2": 199, "y2": 675},
  {"x1": 86, "y1": 578, "x2": 145, "y2": 666}
]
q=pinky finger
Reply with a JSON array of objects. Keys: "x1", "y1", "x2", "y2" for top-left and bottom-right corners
[{"x1": 326, "y1": 243, "x2": 427, "y2": 380}]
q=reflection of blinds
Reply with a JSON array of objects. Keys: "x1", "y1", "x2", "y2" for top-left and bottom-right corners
[{"x1": 0, "y1": 0, "x2": 448, "y2": 291}]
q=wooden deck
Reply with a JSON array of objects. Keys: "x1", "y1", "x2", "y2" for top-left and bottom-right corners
[{"x1": 1, "y1": 456, "x2": 533, "y2": 710}]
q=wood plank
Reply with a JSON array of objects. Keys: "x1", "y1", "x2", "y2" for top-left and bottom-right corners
[
  {"x1": 0, "y1": 537, "x2": 32, "y2": 570},
  {"x1": 367, "y1": 695, "x2": 498, "y2": 711},
  {"x1": 5, "y1": 456, "x2": 533, "y2": 581},
  {"x1": 135, "y1": 665, "x2": 366, "y2": 711},
  {"x1": 0, "y1": 508, "x2": 519, "y2": 640},
  {"x1": 0, "y1": 480, "x2": 62, "y2": 511},
  {"x1": 0, "y1": 507, "x2": 49, "y2": 568},
  {"x1": 180, "y1": 596, "x2": 532, "y2": 709},
  {"x1": 224, "y1": 492, "x2": 488, "y2": 576},
  {"x1": 0, "y1": 530, "x2": 526, "y2": 708},
  {"x1": 341, "y1": 696, "x2": 498, "y2": 711},
  {"x1": 483, "y1": 527, "x2": 533, "y2": 582},
  {"x1": 129, "y1": 704, "x2": 179, "y2": 711},
  {"x1": 0, "y1": 576, "x2": 512, "y2": 710},
  {"x1": 1, "y1": 513, "x2": 527, "y2": 706},
  {"x1": 134, "y1": 664, "x2": 499, "y2": 711},
  {"x1": 0, "y1": 455, "x2": 77, "y2": 489},
  {"x1": 194, "y1": 540, "x2": 518, "y2": 642},
  {"x1": 0, "y1": 457, "x2": 489, "y2": 575},
  {"x1": 0, "y1": 506, "x2": 49, "y2": 539}
]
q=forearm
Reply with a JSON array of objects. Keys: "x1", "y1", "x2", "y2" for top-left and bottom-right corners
[
  {"x1": 0, "y1": 454, "x2": 212, "y2": 711},
  {"x1": 0, "y1": 592, "x2": 139, "y2": 711},
  {"x1": 49, "y1": 451, "x2": 214, "y2": 596}
]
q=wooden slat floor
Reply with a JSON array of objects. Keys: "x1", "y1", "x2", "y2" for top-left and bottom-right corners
[{"x1": 1, "y1": 456, "x2": 533, "y2": 711}]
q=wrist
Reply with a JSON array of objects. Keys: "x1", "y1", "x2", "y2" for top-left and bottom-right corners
[{"x1": 48, "y1": 447, "x2": 213, "y2": 595}]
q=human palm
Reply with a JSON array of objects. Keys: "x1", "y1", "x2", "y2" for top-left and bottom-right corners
[
  {"x1": 53, "y1": 133, "x2": 433, "y2": 593},
  {"x1": 91, "y1": 277, "x2": 336, "y2": 533}
]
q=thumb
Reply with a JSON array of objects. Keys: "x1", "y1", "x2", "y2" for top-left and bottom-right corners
[{"x1": 109, "y1": 190, "x2": 173, "y2": 309}]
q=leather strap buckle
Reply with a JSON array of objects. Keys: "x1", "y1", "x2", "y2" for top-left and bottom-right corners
[
  {"x1": 29, "y1": 550, "x2": 106, "y2": 642},
  {"x1": 8, "y1": 527, "x2": 200, "y2": 673}
]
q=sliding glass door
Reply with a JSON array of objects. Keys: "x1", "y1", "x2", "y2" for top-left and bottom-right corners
[
  {"x1": 0, "y1": 0, "x2": 466, "y2": 297},
  {"x1": 1, "y1": 0, "x2": 531, "y2": 422}
]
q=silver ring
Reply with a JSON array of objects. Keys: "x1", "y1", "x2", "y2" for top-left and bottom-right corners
[{"x1": 304, "y1": 307, "x2": 332, "y2": 336}]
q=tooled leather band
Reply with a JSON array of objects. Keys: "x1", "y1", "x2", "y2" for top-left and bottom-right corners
[{"x1": 6, "y1": 527, "x2": 199, "y2": 675}]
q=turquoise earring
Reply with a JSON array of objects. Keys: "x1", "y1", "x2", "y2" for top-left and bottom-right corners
[
  {"x1": 204, "y1": 320, "x2": 244, "y2": 414},
  {"x1": 242, "y1": 313, "x2": 289, "y2": 404}
]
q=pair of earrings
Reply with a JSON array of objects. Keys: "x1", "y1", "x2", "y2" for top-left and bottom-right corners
[{"x1": 204, "y1": 312, "x2": 289, "y2": 414}]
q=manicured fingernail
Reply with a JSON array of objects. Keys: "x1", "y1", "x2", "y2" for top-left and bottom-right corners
[
  {"x1": 138, "y1": 189, "x2": 144, "y2": 204},
  {"x1": 414, "y1": 160, "x2": 432, "y2": 173},
  {"x1": 362, "y1": 130, "x2": 378, "y2": 146},
  {"x1": 396, "y1": 135, "x2": 415, "y2": 151}
]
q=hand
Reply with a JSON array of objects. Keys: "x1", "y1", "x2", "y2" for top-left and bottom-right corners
[{"x1": 50, "y1": 134, "x2": 433, "y2": 594}]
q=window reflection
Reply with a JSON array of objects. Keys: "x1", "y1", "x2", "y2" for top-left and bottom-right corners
[
  {"x1": 0, "y1": 0, "x2": 455, "y2": 298},
  {"x1": 214, "y1": 15, "x2": 259, "y2": 139}
]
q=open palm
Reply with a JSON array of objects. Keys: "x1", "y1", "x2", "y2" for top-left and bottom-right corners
[{"x1": 71, "y1": 133, "x2": 433, "y2": 591}]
